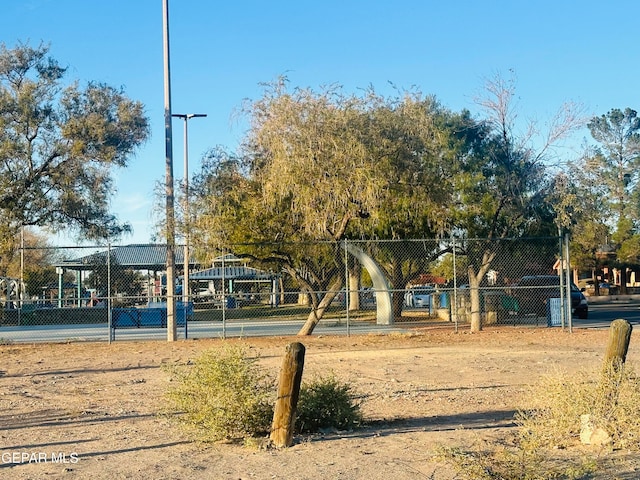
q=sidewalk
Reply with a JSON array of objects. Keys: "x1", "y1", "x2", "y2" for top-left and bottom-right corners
[{"x1": 585, "y1": 294, "x2": 640, "y2": 304}]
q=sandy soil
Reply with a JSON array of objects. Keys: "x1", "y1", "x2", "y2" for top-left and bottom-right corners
[{"x1": 1, "y1": 326, "x2": 639, "y2": 480}]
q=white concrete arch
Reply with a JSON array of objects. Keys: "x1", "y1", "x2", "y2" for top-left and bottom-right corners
[{"x1": 343, "y1": 242, "x2": 394, "y2": 325}]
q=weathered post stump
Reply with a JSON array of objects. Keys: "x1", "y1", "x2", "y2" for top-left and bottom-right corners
[
  {"x1": 270, "y1": 342, "x2": 305, "y2": 447},
  {"x1": 603, "y1": 319, "x2": 633, "y2": 371},
  {"x1": 581, "y1": 319, "x2": 633, "y2": 446}
]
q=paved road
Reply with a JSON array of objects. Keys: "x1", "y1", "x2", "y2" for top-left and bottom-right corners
[
  {"x1": 0, "y1": 317, "x2": 412, "y2": 343},
  {"x1": 574, "y1": 299, "x2": 640, "y2": 329},
  {"x1": 1, "y1": 300, "x2": 638, "y2": 343}
]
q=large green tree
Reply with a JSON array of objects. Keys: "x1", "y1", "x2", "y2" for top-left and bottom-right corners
[
  {"x1": 455, "y1": 75, "x2": 583, "y2": 330},
  {"x1": 574, "y1": 108, "x2": 640, "y2": 293},
  {"x1": 359, "y1": 104, "x2": 488, "y2": 319},
  {"x1": 0, "y1": 42, "x2": 150, "y2": 252},
  {"x1": 551, "y1": 162, "x2": 610, "y2": 294}
]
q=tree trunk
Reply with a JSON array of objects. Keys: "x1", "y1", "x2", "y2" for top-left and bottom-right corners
[
  {"x1": 619, "y1": 267, "x2": 628, "y2": 295},
  {"x1": 592, "y1": 268, "x2": 600, "y2": 296},
  {"x1": 279, "y1": 277, "x2": 286, "y2": 305},
  {"x1": 468, "y1": 250, "x2": 496, "y2": 332},
  {"x1": 297, "y1": 277, "x2": 343, "y2": 335},
  {"x1": 348, "y1": 262, "x2": 361, "y2": 312},
  {"x1": 469, "y1": 273, "x2": 482, "y2": 332}
]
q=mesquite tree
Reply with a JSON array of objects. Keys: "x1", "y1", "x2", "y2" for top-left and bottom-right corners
[{"x1": 192, "y1": 80, "x2": 480, "y2": 334}]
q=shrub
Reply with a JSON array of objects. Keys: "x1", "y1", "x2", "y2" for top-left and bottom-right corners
[
  {"x1": 165, "y1": 347, "x2": 364, "y2": 444},
  {"x1": 165, "y1": 345, "x2": 275, "y2": 442},
  {"x1": 437, "y1": 442, "x2": 597, "y2": 480},
  {"x1": 296, "y1": 374, "x2": 363, "y2": 433}
]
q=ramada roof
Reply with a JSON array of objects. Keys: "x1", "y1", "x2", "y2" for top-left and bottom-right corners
[
  {"x1": 56, "y1": 245, "x2": 277, "y2": 280},
  {"x1": 57, "y1": 244, "x2": 182, "y2": 271}
]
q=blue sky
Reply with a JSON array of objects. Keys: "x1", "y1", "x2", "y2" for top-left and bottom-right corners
[{"x1": 2, "y1": 0, "x2": 639, "y2": 245}]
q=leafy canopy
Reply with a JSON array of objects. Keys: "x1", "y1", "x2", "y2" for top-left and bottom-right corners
[{"x1": 0, "y1": 42, "x2": 150, "y2": 243}]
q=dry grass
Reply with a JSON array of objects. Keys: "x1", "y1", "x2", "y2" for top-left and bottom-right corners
[
  {"x1": 439, "y1": 361, "x2": 640, "y2": 479},
  {"x1": 518, "y1": 362, "x2": 640, "y2": 451}
]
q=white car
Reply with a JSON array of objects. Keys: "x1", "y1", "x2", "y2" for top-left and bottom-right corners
[{"x1": 404, "y1": 286, "x2": 434, "y2": 308}]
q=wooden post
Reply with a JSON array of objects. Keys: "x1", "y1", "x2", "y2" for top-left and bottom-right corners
[
  {"x1": 603, "y1": 319, "x2": 633, "y2": 370},
  {"x1": 270, "y1": 342, "x2": 305, "y2": 447},
  {"x1": 584, "y1": 318, "x2": 634, "y2": 444}
]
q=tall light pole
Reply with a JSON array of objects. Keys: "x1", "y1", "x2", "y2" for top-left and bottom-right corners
[
  {"x1": 172, "y1": 113, "x2": 207, "y2": 306},
  {"x1": 162, "y1": 0, "x2": 177, "y2": 341}
]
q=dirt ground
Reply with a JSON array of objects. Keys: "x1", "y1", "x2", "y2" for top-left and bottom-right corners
[{"x1": 1, "y1": 326, "x2": 639, "y2": 480}]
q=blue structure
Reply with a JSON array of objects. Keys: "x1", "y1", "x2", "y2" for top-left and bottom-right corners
[{"x1": 112, "y1": 302, "x2": 193, "y2": 328}]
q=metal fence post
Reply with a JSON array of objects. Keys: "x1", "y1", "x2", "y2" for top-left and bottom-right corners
[
  {"x1": 344, "y1": 239, "x2": 350, "y2": 337},
  {"x1": 107, "y1": 243, "x2": 113, "y2": 343},
  {"x1": 565, "y1": 232, "x2": 572, "y2": 333},
  {"x1": 452, "y1": 234, "x2": 459, "y2": 333},
  {"x1": 221, "y1": 249, "x2": 226, "y2": 339},
  {"x1": 558, "y1": 232, "x2": 566, "y2": 329}
]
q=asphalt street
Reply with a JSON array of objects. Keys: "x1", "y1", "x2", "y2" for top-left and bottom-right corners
[
  {"x1": 1, "y1": 299, "x2": 638, "y2": 343},
  {"x1": 575, "y1": 299, "x2": 640, "y2": 329}
]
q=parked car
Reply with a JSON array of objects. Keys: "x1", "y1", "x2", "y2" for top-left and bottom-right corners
[
  {"x1": 404, "y1": 286, "x2": 434, "y2": 308},
  {"x1": 578, "y1": 279, "x2": 618, "y2": 295},
  {"x1": 513, "y1": 275, "x2": 588, "y2": 319}
]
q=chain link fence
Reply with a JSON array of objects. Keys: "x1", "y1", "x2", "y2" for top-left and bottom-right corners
[
  {"x1": 0, "y1": 236, "x2": 578, "y2": 343},
  {"x1": 347, "y1": 236, "x2": 578, "y2": 330}
]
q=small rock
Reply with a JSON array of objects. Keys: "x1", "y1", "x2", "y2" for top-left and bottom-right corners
[{"x1": 580, "y1": 414, "x2": 612, "y2": 446}]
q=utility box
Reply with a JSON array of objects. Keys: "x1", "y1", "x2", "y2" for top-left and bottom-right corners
[{"x1": 547, "y1": 298, "x2": 562, "y2": 327}]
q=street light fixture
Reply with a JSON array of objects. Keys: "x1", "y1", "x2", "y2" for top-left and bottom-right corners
[{"x1": 172, "y1": 113, "x2": 207, "y2": 305}]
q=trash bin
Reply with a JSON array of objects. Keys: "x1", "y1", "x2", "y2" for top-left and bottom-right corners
[
  {"x1": 439, "y1": 292, "x2": 449, "y2": 309},
  {"x1": 501, "y1": 296, "x2": 519, "y2": 313},
  {"x1": 225, "y1": 296, "x2": 237, "y2": 309}
]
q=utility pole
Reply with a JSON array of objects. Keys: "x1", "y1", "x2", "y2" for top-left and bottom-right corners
[{"x1": 162, "y1": 0, "x2": 177, "y2": 341}]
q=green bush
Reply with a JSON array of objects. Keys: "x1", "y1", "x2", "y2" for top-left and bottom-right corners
[
  {"x1": 165, "y1": 345, "x2": 275, "y2": 442},
  {"x1": 165, "y1": 347, "x2": 364, "y2": 443},
  {"x1": 296, "y1": 374, "x2": 363, "y2": 433}
]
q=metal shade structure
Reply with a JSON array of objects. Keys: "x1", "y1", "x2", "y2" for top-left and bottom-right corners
[{"x1": 56, "y1": 244, "x2": 196, "y2": 271}]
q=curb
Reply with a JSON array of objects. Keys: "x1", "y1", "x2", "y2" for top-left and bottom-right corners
[{"x1": 586, "y1": 295, "x2": 640, "y2": 304}]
